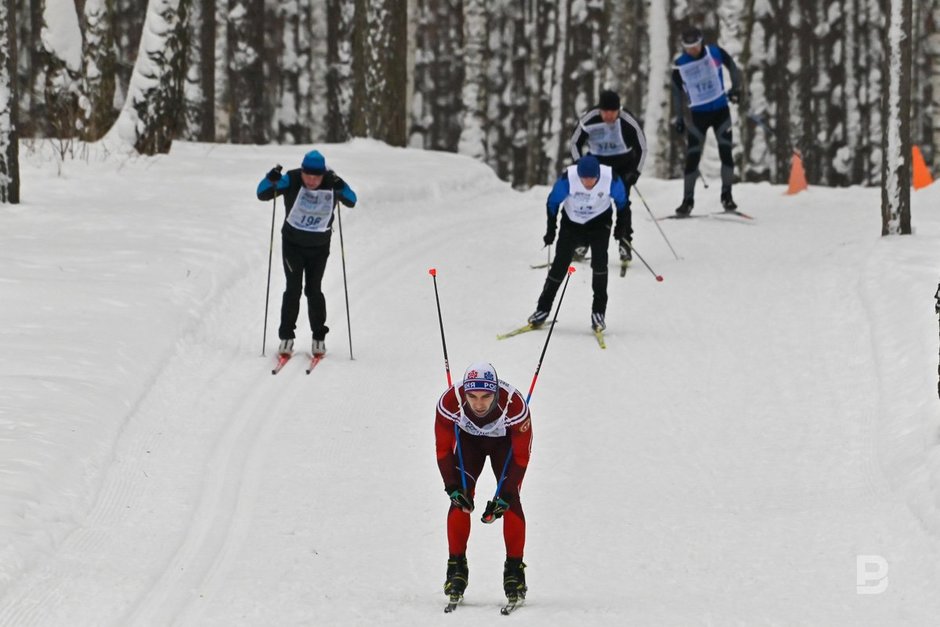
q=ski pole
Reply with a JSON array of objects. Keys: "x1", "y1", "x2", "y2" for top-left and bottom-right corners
[
  {"x1": 336, "y1": 205, "x2": 353, "y2": 360},
  {"x1": 698, "y1": 169, "x2": 709, "y2": 189},
  {"x1": 261, "y1": 164, "x2": 282, "y2": 356},
  {"x1": 429, "y1": 269, "x2": 467, "y2": 494},
  {"x1": 633, "y1": 186, "x2": 680, "y2": 260},
  {"x1": 622, "y1": 240, "x2": 664, "y2": 282},
  {"x1": 486, "y1": 266, "x2": 575, "y2": 520}
]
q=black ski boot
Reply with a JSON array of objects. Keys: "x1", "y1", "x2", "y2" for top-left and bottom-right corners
[
  {"x1": 675, "y1": 198, "x2": 694, "y2": 217},
  {"x1": 721, "y1": 192, "x2": 738, "y2": 211},
  {"x1": 619, "y1": 239, "x2": 632, "y2": 261},
  {"x1": 444, "y1": 554, "x2": 469, "y2": 598},
  {"x1": 503, "y1": 557, "x2": 527, "y2": 602}
]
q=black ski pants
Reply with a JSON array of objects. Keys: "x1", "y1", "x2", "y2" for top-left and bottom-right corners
[
  {"x1": 537, "y1": 211, "x2": 612, "y2": 316},
  {"x1": 683, "y1": 105, "x2": 734, "y2": 200},
  {"x1": 279, "y1": 238, "x2": 330, "y2": 341}
]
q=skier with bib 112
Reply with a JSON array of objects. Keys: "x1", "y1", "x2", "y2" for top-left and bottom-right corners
[
  {"x1": 527, "y1": 155, "x2": 629, "y2": 333},
  {"x1": 671, "y1": 26, "x2": 743, "y2": 217},
  {"x1": 435, "y1": 362, "x2": 533, "y2": 611},
  {"x1": 256, "y1": 150, "x2": 357, "y2": 357},
  {"x1": 568, "y1": 89, "x2": 646, "y2": 264}
]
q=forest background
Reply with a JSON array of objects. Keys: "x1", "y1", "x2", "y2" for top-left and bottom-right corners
[{"x1": 0, "y1": 0, "x2": 934, "y2": 200}]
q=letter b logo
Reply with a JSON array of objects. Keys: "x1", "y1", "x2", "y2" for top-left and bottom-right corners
[{"x1": 856, "y1": 555, "x2": 888, "y2": 595}]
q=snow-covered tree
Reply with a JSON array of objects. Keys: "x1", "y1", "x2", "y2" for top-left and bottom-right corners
[
  {"x1": 457, "y1": 0, "x2": 486, "y2": 160},
  {"x1": 80, "y1": 0, "x2": 118, "y2": 141},
  {"x1": 1, "y1": 0, "x2": 19, "y2": 203},
  {"x1": 39, "y1": 0, "x2": 84, "y2": 144},
  {"x1": 112, "y1": 0, "x2": 189, "y2": 154}
]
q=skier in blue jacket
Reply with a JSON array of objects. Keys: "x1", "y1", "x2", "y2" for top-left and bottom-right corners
[
  {"x1": 671, "y1": 26, "x2": 743, "y2": 217},
  {"x1": 256, "y1": 150, "x2": 357, "y2": 357},
  {"x1": 527, "y1": 155, "x2": 629, "y2": 333}
]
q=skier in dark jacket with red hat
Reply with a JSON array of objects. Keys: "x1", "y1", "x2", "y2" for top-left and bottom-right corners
[
  {"x1": 435, "y1": 361, "x2": 533, "y2": 609},
  {"x1": 256, "y1": 150, "x2": 357, "y2": 357}
]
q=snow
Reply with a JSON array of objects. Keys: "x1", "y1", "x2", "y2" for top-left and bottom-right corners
[
  {"x1": 40, "y1": 0, "x2": 83, "y2": 73},
  {"x1": 2, "y1": 139, "x2": 940, "y2": 625}
]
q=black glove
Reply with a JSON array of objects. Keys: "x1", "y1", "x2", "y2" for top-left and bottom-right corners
[
  {"x1": 481, "y1": 497, "x2": 509, "y2": 524},
  {"x1": 623, "y1": 171, "x2": 639, "y2": 187},
  {"x1": 613, "y1": 222, "x2": 627, "y2": 241},
  {"x1": 543, "y1": 229, "x2": 556, "y2": 246},
  {"x1": 446, "y1": 486, "x2": 474, "y2": 513},
  {"x1": 727, "y1": 88, "x2": 741, "y2": 104},
  {"x1": 673, "y1": 116, "x2": 685, "y2": 134},
  {"x1": 266, "y1": 165, "x2": 283, "y2": 183}
]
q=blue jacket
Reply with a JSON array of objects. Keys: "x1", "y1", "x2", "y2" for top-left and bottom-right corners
[
  {"x1": 257, "y1": 168, "x2": 357, "y2": 247},
  {"x1": 672, "y1": 44, "x2": 741, "y2": 113}
]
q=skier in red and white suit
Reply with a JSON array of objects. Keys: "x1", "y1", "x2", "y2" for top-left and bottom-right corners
[{"x1": 435, "y1": 362, "x2": 532, "y2": 604}]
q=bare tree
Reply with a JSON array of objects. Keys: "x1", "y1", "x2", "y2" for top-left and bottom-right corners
[
  {"x1": 1, "y1": 0, "x2": 19, "y2": 203},
  {"x1": 881, "y1": 0, "x2": 913, "y2": 235}
]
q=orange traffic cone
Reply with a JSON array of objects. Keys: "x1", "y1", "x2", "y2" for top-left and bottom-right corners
[
  {"x1": 912, "y1": 145, "x2": 934, "y2": 189},
  {"x1": 786, "y1": 151, "x2": 808, "y2": 195}
]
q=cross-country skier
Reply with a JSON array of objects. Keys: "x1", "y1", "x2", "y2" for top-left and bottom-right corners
[
  {"x1": 435, "y1": 362, "x2": 532, "y2": 607},
  {"x1": 671, "y1": 26, "x2": 743, "y2": 217},
  {"x1": 528, "y1": 155, "x2": 629, "y2": 332},
  {"x1": 569, "y1": 89, "x2": 646, "y2": 264},
  {"x1": 256, "y1": 150, "x2": 357, "y2": 356}
]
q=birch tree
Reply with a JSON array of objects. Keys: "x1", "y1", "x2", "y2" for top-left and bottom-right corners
[
  {"x1": 112, "y1": 0, "x2": 189, "y2": 155},
  {"x1": 1, "y1": 0, "x2": 19, "y2": 203},
  {"x1": 881, "y1": 0, "x2": 912, "y2": 235},
  {"x1": 457, "y1": 0, "x2": 486, "y2": 159}
]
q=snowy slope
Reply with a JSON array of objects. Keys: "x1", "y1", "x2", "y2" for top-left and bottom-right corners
[{"x1": 1, "y1": 140, "x2": 940, "y2": 626}]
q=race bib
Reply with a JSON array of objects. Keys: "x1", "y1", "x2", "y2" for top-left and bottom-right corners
[
  {"x1": 286, "y1": 188, "x2": 334, "y2": 233},
  {"x1": 585, "y1": 122, "x2": 629, "y2": 156},
  {"x1": 678, "y1": 54, "x2": 724, "y2": 107}
]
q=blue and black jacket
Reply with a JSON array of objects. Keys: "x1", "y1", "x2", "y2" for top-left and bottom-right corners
[{"x1": 256, "y1": 168, "x2": 357, "y2": 247}]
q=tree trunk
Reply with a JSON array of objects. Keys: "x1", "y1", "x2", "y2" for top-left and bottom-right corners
[
  {"x1": 457, "y1": 0, "x2": 486, "y2": 159},
  {"x1": 364, "y1": 0, "x2": 407, "y2": 146},
  {"x1": 183, "y1": 0, "x2": 215, "y2": 141},
  {"x1": 881, "y1": 0, "x2": 912, "y2": 235},
  {"x1": 226, "y1": 0, "x2": 265, "y2": 144},
  {"x1": 325, "y1": 0, "x2": 354, "y2": 141},
  {"x1": 1, "y1": 0, "x2": 20, "y2": 203}
]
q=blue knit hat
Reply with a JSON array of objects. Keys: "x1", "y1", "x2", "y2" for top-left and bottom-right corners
[
  {"x1": 577, "y1": 155, "x2": 600, "y2": 179},
  {"x1": 301, "y1": 150, "x2": 326, "y2": 174}
]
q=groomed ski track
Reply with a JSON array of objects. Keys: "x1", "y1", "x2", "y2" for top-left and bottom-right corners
[{"x1": 1, "y1": 141, "x2": 940, "y2": 625}]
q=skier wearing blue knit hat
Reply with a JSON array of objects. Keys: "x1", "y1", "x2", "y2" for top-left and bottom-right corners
[
  {"x1": 256, "y1": 150, "x2": 357, "y2": 357},
  {"x1": 527, "y1": 155, "x2": 629, "y2": 333}
]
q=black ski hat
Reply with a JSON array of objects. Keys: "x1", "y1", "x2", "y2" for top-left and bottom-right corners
[
  {"x1": 598, "y1": 90, "x2": 621, "y2": 111},
  {"x1": 681, "y1": 27, "x2": 704, "y2": 47}
]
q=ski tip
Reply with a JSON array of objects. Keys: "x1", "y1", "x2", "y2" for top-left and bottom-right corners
[{"x1": 429, "y1": 268, "x2": 437, "y2": 276}]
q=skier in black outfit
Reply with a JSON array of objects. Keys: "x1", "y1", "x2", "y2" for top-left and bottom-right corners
[
  {"x1": 569, "y1": 89, "x2": 646, "y2": 262},
  {"x1": 256, "y1": 150, "x2": 357, "y2": 357},
  {"x1": 671, "y1": 26, "x2": 743, "y2": 217}
]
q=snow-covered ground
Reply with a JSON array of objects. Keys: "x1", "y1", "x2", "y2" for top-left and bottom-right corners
[{"x1": 2, "y1": 139, "x2": 940, "y2": 626}]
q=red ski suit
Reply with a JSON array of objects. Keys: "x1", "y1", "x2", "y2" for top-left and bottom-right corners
[{"x1": 435, "y1": 381, "x2": 532, "y2": 558}]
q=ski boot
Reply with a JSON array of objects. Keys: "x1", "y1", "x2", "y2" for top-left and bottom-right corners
[
  {"x1": 619, "y1": 239, "x2": 633, "y2": 262},
  {"x1": 591, "y1": 312, "x2": 606, "y2": 332},
  {"x1": 503, "y1": 557, "x2": 527, "y2": 602},
  {"x1": 444, "y1": 554, "x2": 469, "y2": 598},
  {"x1": 277, "y1": 339, "x2": 294, "y2": 355},
  {"x1": 527, "y1": 310, "x2": 549, "y2": 328},
  {"x1": 720, "y1": 192, "x2": 738, "y2": 211},
  {"x1": 675, "y1": 198, "x2": 694, "y2": 217}
]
